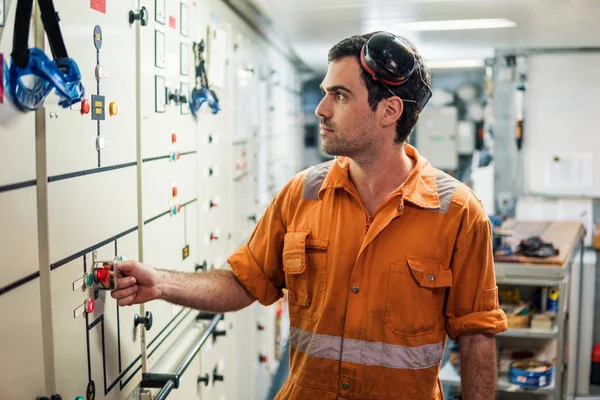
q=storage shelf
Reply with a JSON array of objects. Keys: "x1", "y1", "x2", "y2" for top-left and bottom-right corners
[
  {"x1": 497, "y1": 373, "x2": 555, "y2": 394},
  {"x1": 497, "y1": 326, "x2": 558, "y2": 339},
  {"x1": 440, "y1": 362, "x2": 555, "y2": 395}
]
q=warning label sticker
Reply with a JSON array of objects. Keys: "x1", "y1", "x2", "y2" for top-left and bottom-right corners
[{"x1": 90, "y1": 0, "x2": 106, "y2": 14}]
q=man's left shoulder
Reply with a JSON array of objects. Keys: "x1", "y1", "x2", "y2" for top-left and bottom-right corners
[{"x1": 433, "y1": 168, "x2": 487, "y2": 214}]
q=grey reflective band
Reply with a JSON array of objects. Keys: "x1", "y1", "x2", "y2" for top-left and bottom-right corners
[
  {"x1": 301, "y1": 160, "x2": 334, "y2": 200},
  {"x1": 431, "y1": 170, "x2": 458, "y2": 214},
  {"x1": 290, "y1": 326, "x2": 442, "y2": 370}
]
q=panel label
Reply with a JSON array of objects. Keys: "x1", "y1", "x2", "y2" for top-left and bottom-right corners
[
  {"x1": 155, "y1": 0, "x2": 166, "y2": 24},
  {"x1": 90, "y1": 0, "x2": 106, "y2": 14},
  {"x1": 180, "y1": 4, "x2": 189, "y2": 36},
  {"x1": 91, "y1": 94, "x2": 105, "y2": 120},
  {"x1": 0, "y1": 53, "x2": 4, "y2": 104},
  {"x1": 73, "y1": 304, "x2": 84, "y2": 319},
  {"x1": 155, "y1": 75, "x2": 166, "y2": 113},
  {"x1": 0, "y1": 0, "x2": 5, "y2": 27},
  {"x1": 93, "y1": 25, "x2": 103, "y2": 50}
]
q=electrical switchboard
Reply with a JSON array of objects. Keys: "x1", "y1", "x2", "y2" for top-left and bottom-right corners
[{"x1": 0, "y1": 0, "x2": 303, "y2": 399}]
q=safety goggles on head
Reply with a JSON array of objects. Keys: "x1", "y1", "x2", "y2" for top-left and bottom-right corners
[{"x1": 360, "y1": 32, "x2": 432, "y2": 111}]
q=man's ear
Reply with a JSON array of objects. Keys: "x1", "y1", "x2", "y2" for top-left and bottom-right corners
[{"x1": 381, "y1": 97, "x2": 404, "y2": 128}]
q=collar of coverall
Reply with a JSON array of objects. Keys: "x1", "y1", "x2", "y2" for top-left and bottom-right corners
[{"x1": 317, "y1": 143, "x2": 442, "y2": 210}]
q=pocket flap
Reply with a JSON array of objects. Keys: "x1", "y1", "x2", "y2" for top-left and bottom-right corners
[
  {"x1": 406, "y1": 256, "x2": 453, "y2": 288},
  {"x1": 283, "y1": 231, "x2": 310, "y2": 274}
]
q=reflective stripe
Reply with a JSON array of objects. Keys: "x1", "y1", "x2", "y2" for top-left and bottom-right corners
[
  {"x1": 431, "y1": 169, "x2": 458, "y2": 214},
  {"x1": 290, "y1": 326, "x2": 443, "y2": 370},
  {"x1": 301, "y1": 160, "x2": 334, "y2": 200}
]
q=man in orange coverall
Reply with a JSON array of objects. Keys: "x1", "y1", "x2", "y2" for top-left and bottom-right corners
[{"x1": 110, "y1": 32, "x2": 508, "y2": 399}]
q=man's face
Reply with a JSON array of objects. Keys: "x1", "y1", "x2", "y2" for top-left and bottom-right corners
[{"x1": 315, "y1": 57, "x2": 381, "y2": 159}]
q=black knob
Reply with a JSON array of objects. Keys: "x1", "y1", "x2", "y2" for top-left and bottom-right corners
[
  {"x1": 129, "y1": 7, "x2": 148, "y2": 26},
  {"x1": 178, "y1": 93, "x2": 188, "y2": 103},
  {"x1": 212, "y1": 329, "x2": 226, "y2": 342},
  {"x1": 134, "y1": 311, "x2": 153, "y2": 330},
  {"x1": 168, "y1": 89, "x2": 179, "y2": 103},
  {"x1": 36, "y1": 397, "x2": 50, "y2": 400},
  {"x1": 248, "y1": 215, "x2": 257, "y2": 223},
  {"x1": 196, "y1": 311, "x2": 217, "y2": 320},
  {"x1": 257, "y1": 322, "x2": 265, "y2": 331},
  {"x1": 195, "y1": 260, "x2": 208, "y2": 271},
  {"x1": 212, "y1": 367, "x2": 224, "y2": 384},
  {"x1": 50, "y1": 396, "x2": 62, "y2": 400},
  {"x1": 197, "y1": 373, "x2": 209, "y2": 386}
]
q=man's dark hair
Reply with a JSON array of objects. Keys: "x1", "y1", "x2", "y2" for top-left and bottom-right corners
[{"x1": 327, "y1": 32, "x2": 431, "y2": 143}]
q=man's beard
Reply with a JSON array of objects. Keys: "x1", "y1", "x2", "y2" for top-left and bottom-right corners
[
  {"x1": 322, "y1": 132, "x2": 353, "y2": 156},
  {"x1": 320, "y1": 119, "x2": 369, "y2": 158}
]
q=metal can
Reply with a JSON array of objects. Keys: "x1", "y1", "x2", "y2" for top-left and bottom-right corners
[
  {"x1": 509, "y1": 360, "x2": 553, "y2": 388},
  {"x1": 547, "y1": 287, "x2": 559, "y2": 313}
]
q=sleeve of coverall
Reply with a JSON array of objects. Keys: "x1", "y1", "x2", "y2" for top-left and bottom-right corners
[
  {"x1": 445, "y1": 200, "x2": 508, "y2": 341},
  {"x1": 227, "y1": 197, "x2": 286, "y2": 306}
]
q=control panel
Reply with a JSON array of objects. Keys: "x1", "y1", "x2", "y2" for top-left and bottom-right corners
[{"x1": 0, "y1": 0, "x2": 301, "y2": 399}]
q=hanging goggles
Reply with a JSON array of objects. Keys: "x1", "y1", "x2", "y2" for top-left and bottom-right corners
[
  {"x1": 360, "y1": 32, "x2": 432, "y2": 111},
  {"x1": 189, "y1": 40, "x2": 220, "y2": 115},
  {"x1": 4, "y1": 0, "x2": 84, "y2": 111},
  {"x1": 190, "y1": 86, "x2": 220, "y2": 115}
]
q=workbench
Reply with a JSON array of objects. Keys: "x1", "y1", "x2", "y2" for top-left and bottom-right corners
[{"x1": 440, "y1": 220, "x2": 585, "y2": 399}]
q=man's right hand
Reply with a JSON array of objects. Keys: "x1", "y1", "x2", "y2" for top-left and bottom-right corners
[{"x1": 107, "y1": 260, "x2": 162, "y2": 306}]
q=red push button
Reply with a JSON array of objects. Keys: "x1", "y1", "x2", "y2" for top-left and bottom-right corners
[
  {"x1": 172, "y1": 133, "x2": 177, "y2": 143},
  {"x1": 86, "y1": 299, "x2": 95, "y2": 313},
  {"x1": 81, "y1": 99, "x2": 90, "y2": 115},
  {"x1": 97, "y1": 268, "x2": 109, "y2": 281},
  {"x1": 172, "y1": 186, "x2": 178, "y2": 197}
]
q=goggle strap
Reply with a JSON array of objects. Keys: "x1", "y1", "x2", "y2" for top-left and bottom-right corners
[
  {"x1": 12, "y1": 0, "x2": 35, "y2": 67},
  {"x1": 12, "y1": 0, "x2": 69, "y2": 66},
  {"x1": 38, "y1": 0, "x2": 69, "y2": 61}
]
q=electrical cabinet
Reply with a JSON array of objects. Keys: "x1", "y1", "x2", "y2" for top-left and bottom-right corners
[{"x1": 0, "y1": 0, "x2": 304, "y2": 398}]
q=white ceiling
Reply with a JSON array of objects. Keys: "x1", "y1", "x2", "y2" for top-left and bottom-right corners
[{"x1": 254, "y1": 0, "x2": 600, "y2": 74}]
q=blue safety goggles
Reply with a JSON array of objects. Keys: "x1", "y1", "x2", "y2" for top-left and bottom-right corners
[
  {"x1": 5, "y1": 0, "x2": 84, "y2": 111},
  {"x1": 4, "y1": 48, "x2": 84, "y2": 111},
  {"x1": 190, "y1": 86, "x2": 220, "y2": 115},
  {"x1": 188, "y1": 40, "x2": 220, "y2": 116}
]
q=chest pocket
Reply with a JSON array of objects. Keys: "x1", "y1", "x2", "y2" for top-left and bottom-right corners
[
  {"x1": 282, "y1": 231, "x2": 328, "y2": 322},
  {"x1": 384, "y1": 255, "x2": 452, "y2": 337}
]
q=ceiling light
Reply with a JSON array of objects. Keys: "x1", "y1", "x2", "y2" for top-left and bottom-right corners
[
  {"x1": 397, "y1": 18, "x2": 516, "y2": 31},
  {"x1": 425, "y1": 59, "x2": 485, "y2": 69}
]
